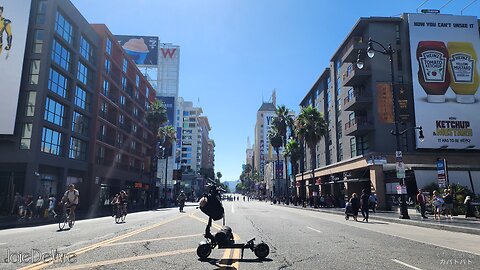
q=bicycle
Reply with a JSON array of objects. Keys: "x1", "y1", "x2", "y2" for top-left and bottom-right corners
[
  {"x1": 114, "y1": 203, "x2": 127, "y2": 224},
  {"x1": 59, "y1": 204, "x2": 75, "y2": 230}
]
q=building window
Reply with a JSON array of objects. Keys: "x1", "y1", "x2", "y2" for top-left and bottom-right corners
[
  {"x1": 133, "y1": 107, "x2": 138, "y2": 117},
  {"x1": 48, "y1": 68, "x2": 68, "y2": 98},
  {"x1": 350, "y1": 137, "x2": 357, "y2": 158},
  {"x1": 131, "y1": 141, "x2": 136, "y2": 151},
  {"x1": 135, "y1": 74, "x2": 140, "y2": 88},
  {"x1": 20, "y1": 123, "x2": 33, "y2": 150},
  {"x1": 132, "y1": 124, "x2": 137, "y2": 133},
  {"x1": 326, "y1": 89, "x2": 331, "y2": 109},
  {"x1": 106, "y1": 38, "x2": 112, "y2": 55},
  {"x1": 55, "y1": 12, "x2": 73, "y2": 44},
  {"x1": 397, "y1": 49, "x2": 403, "y2": 71},
  {"x1": 135, "y1": 90, "x2": 139, "y2": 100},
  {"x1": 119, "y1": 114, "x2": 124, "y2": 124},
  {"x1": 395, "y1": 25, "x2": 401, "y2": 45},
  {"x1": 74, "y1": 86, "x2": 89, "y2": 111},
  {"x1": 104, "y1": 58, "x2": 110, "y2": 74},
  {"x1": 122, "y1": 76, "x2": 127, "y2": 90},
  {"x1": 338, "y1": 142, "x2": 343, "y2": 161},
  {"x1": 336, "y1": 77, "x2": 341, "y2": 96},
  {"x1": 69, "y1": 137, "x2": 87, "y2": 160},
  {"x1": 77, "y1": 62, "x2": 90, "y2": 86},
  {"x1": 35, "y1": 0, "x2": 47, "y2": 24},
  {"x1": 357, "y1": 135, "x2": 369, "y2": 155},
  {"x1": 51, "y1": 39, "x2": 71, "y2": 71},
  {"x1": 25, "y1": 91, "x2": 37, "y2": 117},
  {"x1": 122, "y1": 59, "x2": 128, "y2": 73},
  {"x1": 120, "y1": 95, "x2": 125, "y2": 105},
  {"x1": 80, "y1": 36, "x2": 93, "y2": 62},
  {"x1": 44, "y1": 97, "x2": 65, "y2": 127},
  {"x1": 101, "y1": 102, "x2": 107, "y2": 114},
  {"x1": 102, "y1": 80, "x2": 109, "y2": 96},
  {"x1": 41, "y1": 127, "x2": 63, "y2": 156},
  {"x1": 32, "y1": 30, "x2": 44, "y2": 53},
  {"x1": 29, "y1": 60, "x2": 41, "y2": 85},
  {"x1": 72, "y1": 111, "x2": 89, "y2": 136}
]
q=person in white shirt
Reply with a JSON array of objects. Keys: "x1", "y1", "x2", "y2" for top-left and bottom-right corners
[
  {"x1": 48, "y1": 195, "x2": 57, "y2": 217},
  {"x1": 61, "y1": 184, "x2": 79, "y2": 221},
  {"x1": 35, "y1": 196, "x2": 44, "y2": 218}
]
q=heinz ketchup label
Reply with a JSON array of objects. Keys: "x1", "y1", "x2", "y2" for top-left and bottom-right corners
[{"x1": 418, "y1": 50, "x2": 448, "y2": 82}]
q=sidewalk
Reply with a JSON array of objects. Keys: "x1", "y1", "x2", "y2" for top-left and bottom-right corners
[{"x1": 277, "y1": 203, "x2": 480, "y2": 235}]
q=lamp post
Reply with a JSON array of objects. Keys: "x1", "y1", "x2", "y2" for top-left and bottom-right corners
[
  {"x1": 357, "y1": 38, "x2": 425, "y2": 219},
  {"x1": 159, "y1": 145, "x2": 169, "y2": 206}
]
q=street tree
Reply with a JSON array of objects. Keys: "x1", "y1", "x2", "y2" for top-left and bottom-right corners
[
  {"x1": 272, "y1": 105, "x2": 294, "y2": 200},
  {"x1": 268, "y1": 126, "x2": 283, "y2": 186},
  {"x1": 158, "y1": 125, "x2": 176, "y2": 205},
  {"x1": 295, "y1": 105, "x2": 327, "y2": 173}
]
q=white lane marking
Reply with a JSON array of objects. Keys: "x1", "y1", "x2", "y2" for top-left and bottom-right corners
[
  {"x1": 231, "y1": 203, "x2": 235, "y2": 214},
  {"x1": 306, "y1": 227, "x2": 322, "y2": 233},
  {"x1": 392, "y1": 259, "x2": 423, "y2": 270},
  {"x1": 0, "y1": 243, "x2": 7, "y2": 245},
  {"x1": 279, "y1": 206, "x2": 480, "y2": 257}
]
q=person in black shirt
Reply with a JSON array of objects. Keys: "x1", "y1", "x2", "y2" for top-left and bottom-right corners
[
  {"x1": 360, "y1": 189, "x2": 370, "y2": 222},
  {"x1": 349, "y1": 193, "x2": 360, "y2": 221}
]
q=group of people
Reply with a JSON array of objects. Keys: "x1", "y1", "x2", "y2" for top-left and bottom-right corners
[
  {"x1": 417, "y1": 188, "x2": 477, "y2": 220},
  {"x1": 346, "y1": 189, "x2": 377, "y2": 222},
  {"x1": 11, "y1": 184, "x2": 79, "y2": 222},
  {"x1": 110, "y1": 190, "x2": 128, "y2": 216}
]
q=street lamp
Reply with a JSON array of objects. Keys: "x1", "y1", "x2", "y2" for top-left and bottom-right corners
[
  {"x1": 159, "y1": 145, "x2": 168, "y2": 206},
  {"x1": 357, "y1": 38, "x2": 422, "y2": 219}
]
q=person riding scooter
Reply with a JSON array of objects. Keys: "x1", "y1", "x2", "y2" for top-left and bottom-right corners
[{"x1": 177, "y1": 191, "x2": 186, "y2": 212}]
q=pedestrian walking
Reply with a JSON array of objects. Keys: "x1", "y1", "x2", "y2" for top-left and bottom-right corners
[
  {"x1": 416, "y1": 189, "x2": 428, "y2": 219},
  {"x1": 11, "y1": 192, "x2": 23, "y2": 216},
  {"x1": 360, "y1": 189, "x2": 369, "y2": 222},
  {"x1": 349, "y1": 193, "x2": 360, "y2": 221},
  {"x1": 369, "y1": 193, "x2": 377, "y2": 213},
  {"x1": 432, "y1": 191, "x2": 444, "y2": 220},
  {"x1": 464, "y1": 196, "x2": 475, "y2": 218},
  {"x1": 25, "y1": 195, "x2": 34, "y2": 219},
  {"x1": 443, "y1": 189, "x2": 453, "y2": 219},
  {"x1": 35, "y1": 195, "x2": 44, "y2": 218},
  {"x1": 48, "y1": 195, "x2": 57, "y2": 217}
]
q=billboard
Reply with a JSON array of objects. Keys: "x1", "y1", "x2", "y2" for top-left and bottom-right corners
[
  {"x1": 0, "y1": 0, "x2": 31, "y2": 134},
  {"x1": 157, "y1": 96, "x2": 175, "y2": 126},
  {"x1": 115, "y1": 35, "x2": 158, "y2": 65},
  {"x1": 408, "y1": 14, "x2": 480, "y2": 149}
]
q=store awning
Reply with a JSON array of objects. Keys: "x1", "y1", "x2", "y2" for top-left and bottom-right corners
[{"x1": 336, "y1": 178, "x2": 370, "y2": 183}]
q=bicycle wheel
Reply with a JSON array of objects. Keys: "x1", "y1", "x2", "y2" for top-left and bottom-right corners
[
  {"x1": 68, "y1": 215, "x2": 75, "y2": 228},
  {"x1": 58, "y1": 213, "x2": 67, "y2": 230}
]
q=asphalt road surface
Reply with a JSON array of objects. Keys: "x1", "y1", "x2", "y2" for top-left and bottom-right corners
[{"x1": 0, "y1": 199, "x2": 479, "y2": 270}]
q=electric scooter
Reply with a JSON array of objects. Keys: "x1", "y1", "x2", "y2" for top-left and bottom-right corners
[{"x1": 196, "y1": 179, "x2": 270, "y2": 260}]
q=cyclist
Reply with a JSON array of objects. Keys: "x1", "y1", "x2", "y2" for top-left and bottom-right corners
[
  {"x1": 177, "y1": 191, "x2": 186, "y2": 212},
  {"x1": 61, "y1": 184, "x2": 79, "y2": 222},
  {"x1": 118, "y1": 190, "x2": 128, "y2": 216}
]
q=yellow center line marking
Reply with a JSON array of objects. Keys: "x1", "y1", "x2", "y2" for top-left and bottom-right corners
[
  {"x1": 20, "y1": 214, "x2": 186, "y2": 270},
  {"x1": 103, "y1": 233, "x2": 203, "y2": 246},
  {"x1": 49, "y1": 248, "x2": 197, "y2": 270}
]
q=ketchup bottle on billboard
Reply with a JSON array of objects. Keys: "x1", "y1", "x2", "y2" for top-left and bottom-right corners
[
  {"x1": 447, "y1": 42, "x2": 478, "y2": 104},
  {"x1": 416, "y1": 41, "x2": 451, "y2": 103}
]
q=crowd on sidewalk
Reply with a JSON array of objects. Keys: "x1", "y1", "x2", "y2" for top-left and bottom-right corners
[{"x1": 6, "y1": 192, "x2": 59, "y2": 222}]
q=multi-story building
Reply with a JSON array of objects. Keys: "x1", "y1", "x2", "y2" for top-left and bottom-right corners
[
  {"x1": 0, "y1": 0, "x2": 101, "y2": 214},
  {"x1": 0, "y1": 0, "x2": 158, "y2": 215},
  {"x1": 90, "y1": 24, "x2": 156, "y2": 210},
  {"x1": 297, "y1": 14, "x2": 480, "y2": 209}
]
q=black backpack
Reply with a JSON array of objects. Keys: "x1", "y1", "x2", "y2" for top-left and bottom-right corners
[{"x1": 200, "y1": 194, "x2": 224, "y2": 221}]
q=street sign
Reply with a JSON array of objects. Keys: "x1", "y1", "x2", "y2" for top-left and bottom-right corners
[
  {"x1": 396, "y1": 151, "x2": 403, "y2": 158},
  {"x1": 436, "y1": 158, "x2": 448, "y2": 187},
  {"x1": 396, "y1": 162, "x2": 406, "y2": 179}
]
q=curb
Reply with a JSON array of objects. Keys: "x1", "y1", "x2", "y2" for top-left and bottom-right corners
[{"x1": 277, "y1": 204, "x2": 480, "y2": 235}]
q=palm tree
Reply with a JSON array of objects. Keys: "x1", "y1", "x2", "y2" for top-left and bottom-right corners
[
  {"x1": 295, "y1": 105, "x2": 327, "y2": 174},
  {"x1": 284, "y1": 137, "x2": 302, "y2": 192},
  {"x1": 145, "y1": 100, "x2": 168, "y2": 138},
  {"x1": 158, "y1": 125, "x2": 176, "y2": 205},
  {"x1": 272, "y1": 105, "x2": 294, "y2": 200},
  {"x1": 268, "y1": 126, "x2": 283, "y2": 197},
  {"x1": 216, "y1": 172, "x2": 223, "y2": 183}
]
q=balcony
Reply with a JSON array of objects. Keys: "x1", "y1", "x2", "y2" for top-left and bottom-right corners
[
  {"x1": 342, "y1": 64, "x2": 371, "y2": 87},
  {"x1": 344, "y1": 117, "x2": 374, "y2": 136},
  {"x1": 343, "y1": 89, "x2": 372, "y2": 111},
  {"x1": 341, "y1": 37, "x2": 368, "y2": 63}
]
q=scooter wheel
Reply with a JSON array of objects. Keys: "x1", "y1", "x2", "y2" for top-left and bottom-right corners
[
  {"x1": 197, "y1": 243, "x2": 212, "y2": 259},
  {"x1": 254, "y1": 243, "x2": 269, "y2": 259}
]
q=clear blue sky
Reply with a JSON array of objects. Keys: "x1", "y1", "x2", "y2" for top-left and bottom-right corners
[{"x1": 71, "y1": 0, "x2": 479, "y2": 182}]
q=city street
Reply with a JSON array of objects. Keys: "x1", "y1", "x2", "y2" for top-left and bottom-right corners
[{"x1": 0, "y1": 200, "x2": 479, "y2": 270}]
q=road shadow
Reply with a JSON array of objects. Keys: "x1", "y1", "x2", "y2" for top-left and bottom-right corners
[
  {"x1": 56, "y1": 228, "x2": 71, "y2": 232},
  {"x1": 199, "y1": 257, "x2": 273, "y2": 269},
  {"x1": 362, "y1": 221, "x2": 389, "y2": 225}
]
